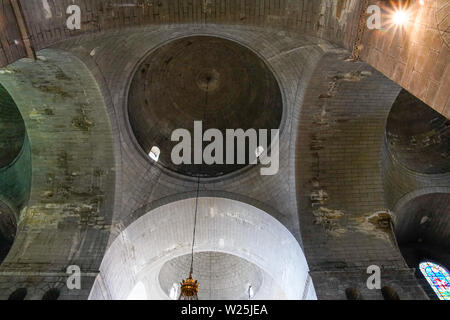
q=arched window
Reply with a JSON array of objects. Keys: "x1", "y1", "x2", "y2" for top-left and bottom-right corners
[
  {"x1": 419, "y1": 262, "x2": 450, "y2": 300},
  {"x1": 169, "y1": 283, "x2": 180, "y2": 300},
  {"x1": 381, "y1": 286, "x2": 400, "y2": 300},
  {"x1": 345, "y1": 288, "x2": 363, "y2": 300},
  {"x1": 42, "y1": 288, "x2": 60, "y2": 300},
  {"x1": 8, "y1": 288, "x2": 27, "y2": 300}
]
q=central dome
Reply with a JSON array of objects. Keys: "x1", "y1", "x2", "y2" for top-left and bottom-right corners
[{"x1": 128, "y1": 36, "x2": 283, "y2": 177}]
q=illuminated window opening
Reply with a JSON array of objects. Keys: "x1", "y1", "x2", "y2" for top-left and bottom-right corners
[
  {"x1": 127, "y1": 282, "x2": 147, "y2": 300},
  {"x1": 169, "y1": 283, "x2": 180, "y2": 300},
  {"x1": 419, "y1": 262, "x2": 450, "y2": 300},
  {"x1": 149, "y1": 146, "x2": 161, "y2": 162}
]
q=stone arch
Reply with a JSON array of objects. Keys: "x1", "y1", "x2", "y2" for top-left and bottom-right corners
[
  {"x1": 0, "y1": 1, "x2": 360, "y2": 67},
  {"x1": 0, "y1": 49, "x2": 117, "y2": 298},
  {"x1": 293, "y1": 48, "x2": 426, "y2": 299},
  {"x1": 0, "y1": 83, "x2": 26, "y2": 169},
  {"x1": 393, "y1": 189, "x2": 450, "y2": 247},
  {"x1": 122, "y1": 190, "x2": 288, "y2": 237},
  {"x1": 392, "y1": 188, "x2": 449, "y2": 301},
  {"x1": 381, "y1": 89, "x2": 450, "y2": 213},
  {"x1": 89, "y1": 197, "x2": 316, "y2": 300},
  {"x1": 0, "y1": 82, "x2": 32, "y2": 212},
  {"x1": 394, "y1": 187, "x2": 450, "y2": 216},
  {"x1": 0, "y1": 83, "x2": 31, "y2": 266},
  {"x1": 0, "y1": 200, "x2": 17, "y2": 265},
  {"x1": 53, "y1": 25, "x2": 330, "y2": 249},
  {"x1": 393, "y1": 188, "x2": 450, "y2": 291},
  {"x1": 385, "y1": 89, "x2": 450, "y2": 175}
]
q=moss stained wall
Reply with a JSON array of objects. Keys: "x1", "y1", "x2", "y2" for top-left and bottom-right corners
[
  {"x1": 0, "y1": 49, "x2": 116, "y2": 300},
  {"x1": 0, "y1": 136, "x2": 31, "y2": 215},
  {"x1": 296, "y1": 51, "x2": 428, "y2": 300}
]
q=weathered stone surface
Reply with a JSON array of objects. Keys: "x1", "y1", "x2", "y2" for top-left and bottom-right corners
[
  {"x1": 0, "y1": 10, "x2": 446, "y2": 299},
  {"x1": 0, "y1": 49, "x2": 115, "y2": 299}
]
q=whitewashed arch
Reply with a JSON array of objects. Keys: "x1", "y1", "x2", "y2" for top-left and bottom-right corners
[{"x1": 89, "y1": 197, "x2": 316, "y2": 300}]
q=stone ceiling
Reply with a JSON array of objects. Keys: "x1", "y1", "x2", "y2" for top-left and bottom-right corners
[
  {"x1": 386, "y1": 89, "x2": 450, "y2": 174},
  {"x1": 127, "y1": 36, "x2": 282, "y2": 177}
]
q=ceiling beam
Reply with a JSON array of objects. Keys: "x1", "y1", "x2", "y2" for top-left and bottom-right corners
[{"x1": 9, "y1": 0, "x2": 36, "y2": 60}]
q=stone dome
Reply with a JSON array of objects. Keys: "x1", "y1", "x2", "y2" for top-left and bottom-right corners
[{"x1": 128, "y1": 36, "x2": 283, "y2": 177}]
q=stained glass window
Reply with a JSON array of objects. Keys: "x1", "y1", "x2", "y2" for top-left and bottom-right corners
[{"x1": 419, "y1": 262, "x2": 450, "y2": 300}]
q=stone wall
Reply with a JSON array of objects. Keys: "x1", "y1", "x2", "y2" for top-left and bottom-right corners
[
  {"x1": 295, "y1": 51, "x2": 428, "y2": 299},
  {"x1": 18, "y1": 0, "x2": 361, "y2": 54},
  {"x1": 0, "y1": 21, "x2": 442, "y2": 299},
  {"x1": 55, "y1": 24, "x2": 327, "y2": 299},
  {"x1": 361, "y1": 0, "x2": 450, "y2": 118},
  {"x1": 2, "y1": 1, "x2": 448, "y2": 117},
  {"x1": 53, "y1": 24, "x2": 330, "y2": 245},
  {"x1": 0, "y1": 49, "x2": 116, "y2": 300},
  {"x1": 381, "y1": 90, "x2": 449, "y2": 300}
]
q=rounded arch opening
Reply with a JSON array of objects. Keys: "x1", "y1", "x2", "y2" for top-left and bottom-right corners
[
  {"x1": 42, "y1": 288, "x2": 60, "y2": 300},
  {"x1": 381, "y1": 286, "x2": 400, "y2": 300},
  {"x1": 0, "y1": 83, "x2": 30, "y2": 266},
  {"x1": 158, "y1": 251, "x2": 286, "y2": 300},
  {"x1": 345, "y1": 288, "x2": 363, "y2": 300},
  {"x1": 386, "y1": 89, "x2": 450, "y2": 175},
  {"x1": 90, "y1": 197, "x2": 316, "y2": 300},
  {"x1": 0, "y1": 83, "x2": 26, "y2": 169},
  {"x1": 394, "y1": 192, "x2": 450, "y2": 247},
  {"x1": 0, "y1": 200, "x2": 17, "y2": 265},
  {"x1": 419, "y1": 261, "x2": 450, "y2": 300},
  {"x1": 394, "y1": 190, "x2": 450, "y2": 300},
  {"x1": 8, "y1": 288, "x2": 27, "y2": 300}
]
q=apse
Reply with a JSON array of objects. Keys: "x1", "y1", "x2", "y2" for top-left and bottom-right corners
[{"x1": 89, "y1": 197, "x2": 316, "y2": 300}]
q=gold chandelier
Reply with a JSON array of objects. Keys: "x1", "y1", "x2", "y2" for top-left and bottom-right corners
[
  {"x1": 179, "y1": 177, "x2": 201, "y2": 300},
  {"x1": 179, "y1": 271, "x2": 199, "y2": 300}
]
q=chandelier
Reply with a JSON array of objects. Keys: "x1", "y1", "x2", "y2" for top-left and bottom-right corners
[
  {"x1": 179, "y1": 271, "x2": 199, "y2": 300},
  {"x1": 179, "y1": 177, "x2": 201, "y2": 300}
]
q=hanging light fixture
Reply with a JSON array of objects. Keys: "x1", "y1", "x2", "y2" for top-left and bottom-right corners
[
  {"x1": 179, "y1": 177, "x2": 200, "y2": 300},
  {"x1": 179, "y1": 271, "x2": 199, "y2": 300},
  {"x1": 179, "y1": 71, "x2": 213, "y2": 300}
]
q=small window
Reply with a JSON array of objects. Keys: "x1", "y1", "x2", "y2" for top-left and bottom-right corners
[
  {"x1": 8, "y1": 288, "x2": 27, "y2": 300},
  {"x1": 419, "y1": 262, "x2": 450, "y2": 300},
  {"x1": 42, "y1": 288, "x2": 60, "y2": 300},
  {"x1": 381, "y1": 286, "x2": 400, "y2": 300},
  {"x1": 255, "y1": 146, "x2": 264, "y2": 158},
  {"x1": 345, "y1": 288, "x2": 362, "y2": 300},
  {"x1": 169, "y1": 283, "x2": 180, "y2": 300},
  {"x1": 149, "y1": 146, "x2": 161, "y2": 162},
  {"x1": 247, "y1": 284, "x2": 255, "y2": 299}
]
